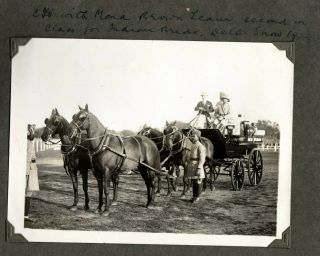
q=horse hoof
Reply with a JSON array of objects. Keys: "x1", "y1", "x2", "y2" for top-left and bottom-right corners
[
  {"x1": 94, "y1": 208, "x2": 102, "y2": 214},
  {"x1": 111, "y1": 201, "x2": 118, "y2": 206},
  {"x1": 69, "y1": 206, "x2": 78, "y2": 211},
  {"x1": 146, "y1": 204, "x2": 155, "y2": 209},
  {"x1": 101, "y1": 211, "x2": 110, "y2": 217}
]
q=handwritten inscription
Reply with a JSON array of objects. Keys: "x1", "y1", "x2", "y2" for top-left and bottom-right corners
[{"x1": 31, "y1": 7, "x2": 311, "y2": 41}]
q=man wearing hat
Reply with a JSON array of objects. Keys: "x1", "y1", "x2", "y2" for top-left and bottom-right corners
[
  {"x1": 193, "y1": 92, "x2": 214, "y2": 128},
  {"x1": 186, "y1": 129, "x2": 206, "y2": 203},
  {"x1": 213, "y1": 92, "x2": 232, "y2": 132}
]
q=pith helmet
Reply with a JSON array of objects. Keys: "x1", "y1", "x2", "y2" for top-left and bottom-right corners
[
  {"x1": 220, "y1": 92, "x2": 230, "y2": 102},
  {"x1": 190, "y1": 128, "x2": 201, "y2": 138}
]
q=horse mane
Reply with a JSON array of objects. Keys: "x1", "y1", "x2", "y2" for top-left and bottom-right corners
[{"x1": 59, "y1": 116, "x2": 70, "y2": 130}]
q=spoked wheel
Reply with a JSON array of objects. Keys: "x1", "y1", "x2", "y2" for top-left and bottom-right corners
[
  {"x1": 204, "y1": 164, "x2": 218, "y2": 191},
  {"x1": 204, "y1": 165, "x2": 211, "y2": 183},
  {"x1": 212, "y1": 165, "x2": 220, "y2": 181},
  {"x1": 231, "y1": 160, "x2": 245, "y2": 191},
  {"x1": 248, "y1": 149, "x2": 263, "y2": 186}
]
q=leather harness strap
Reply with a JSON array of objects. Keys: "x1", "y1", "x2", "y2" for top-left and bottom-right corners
[
  {"x1": 131, "y1": 136, "x2": 142, "y2": 162},
  {"x1": 113, "y1": 135, "x2": 127, "y2": 172}
]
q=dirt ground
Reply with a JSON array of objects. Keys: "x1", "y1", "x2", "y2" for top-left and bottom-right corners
[{"x1": 25, "y1": 149, "x2": 278, "y2": 235}]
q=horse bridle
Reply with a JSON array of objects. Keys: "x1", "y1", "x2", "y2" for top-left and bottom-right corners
[
  {"x1": 139, "y1": 127, "x2": 168, "y2": 152},
  {"x1": 163, "y1": 126, "x2": 185, "y2": 154},
  {"x1": 69, "y1": 112, "x2": 108, "y2": 152},
  {"x1": 44, "y1": 118, "x2": 63, "y2": 143},
  {"x1": 69, "y1": 111, "x2": 90, "y2": 141}
]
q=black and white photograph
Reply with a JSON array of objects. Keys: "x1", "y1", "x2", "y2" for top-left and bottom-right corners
[{"x1": 8, "y1": 39, "x2": 293, "y2": 246}]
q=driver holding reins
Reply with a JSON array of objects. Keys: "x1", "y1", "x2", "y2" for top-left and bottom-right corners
[{"x1": 194, "y1": 92, "x2": 214, "y2": 128}]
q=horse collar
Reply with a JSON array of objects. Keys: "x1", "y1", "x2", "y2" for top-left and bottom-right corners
[{"x1": 88, "y1": 129, "x2": 109, "y2": 157}]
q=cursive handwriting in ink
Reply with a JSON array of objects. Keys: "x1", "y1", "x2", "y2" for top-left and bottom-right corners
[
  {"x1": 253, "y1": 26, "x2": 282, "y2": 37},
  {"x1": 94, "y1": 9, "x2": 130, "y2": 21},
  {"x1": 84, "y1": 26, "x2": 100, "y2": 35},
  {"x1": 244, "y1": 16, "x2": 288, "y2": 26},
  {"x1": 60, "y1": 9, "x2": 89, "y2": 20},
  {"x1": 33, "y1": 7, "x2": 54, "y2": 18},
  {"x1": 160, "y1": 25, "x2": 198, "y2": 35},
  {"x1": 210, "y1": 27, "x2": 247, "y2": 37},
  {"x1": 109, "y1": 23, "x2": 156, "y2": 33},
  {"x1": 190, "y1": 10, "x2": 232, "y2": 22},
  {"x1": 45, "y1": 24, "x2": 75, "y2": 33},
  {"x1": 138, "y1": 11, "x2": 183, "y2": 21}
]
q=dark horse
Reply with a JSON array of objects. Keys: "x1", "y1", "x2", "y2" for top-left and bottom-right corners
[
  {"x1": 138, "y1": 125, "x2": 178, "y2": 195},
  {"x1": 41, "y1": 109, "x2": 120, "y2": 211},
  {"x1": 67, "y1": 105, "x2": 160, "y2": 216},
  {"x1": 41, "y1": 109, "x2": 91, "y2": 211},
  {"x1": 163, "y1": 121, "x2": 215, "y2": 196}
]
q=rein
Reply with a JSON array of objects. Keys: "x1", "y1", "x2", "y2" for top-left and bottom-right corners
[
  {"x1": 163, "y1": 126, "x2": 188, "y2": 155},
  {"x1": 70, "y1": 113, "x2": 173, "y2": 178}
]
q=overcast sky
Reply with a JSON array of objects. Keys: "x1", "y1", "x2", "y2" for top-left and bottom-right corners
[{"x1": 12, "y1": 39, "x2": 293, "y2": 132}]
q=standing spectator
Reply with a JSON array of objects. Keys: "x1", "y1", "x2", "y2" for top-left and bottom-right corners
[
  {"x1": 185, "y1": 129, "x2": 206, "y2": 203},
  {"x1": 25, "y1": 124, "x2": 39, "y2": 220},
  {"x1": 193, "y1": 92, "x2": 214, "y2": 128}
]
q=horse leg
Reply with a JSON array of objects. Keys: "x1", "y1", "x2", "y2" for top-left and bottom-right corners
[
  {"x1": 172, "y1": 177, "x2": 178, "y2": 192},
  {"x1": 82, "y1": 170, "x2": 90, "y2": 211},
  {"x1": 166, "y1": 176, "x2": 172, "y2": 196},
  {"x1": 102, "y1": 168, "x2": 111, "y2": 216},
  {"x1": 148, "y1": 170, "x2": 156, "y2": 207},
  {"x1": 209, "y1": 165, "x2": 214, "y2": 191},
  {"x1": 69, "y1": 170, "x2": 79, "y2": 211},
  {"x1": 111, "y1": 174, "x2": 119, "y2": 206},
  {"x1": 171, "y1": 166, "x2": 178, "y2": 192},
  {"x1": 93, "y1": 172, "x2": 103, "y2": 214},
  {"x1": 181, "y1": 176, "x2": 188, "y2": 198},
  {"x1": 140, "y1": 167, "x2": 152, "y2": 208},
  {"x1": 155, "y1": 174, "x2": 162, "y2": 195}
]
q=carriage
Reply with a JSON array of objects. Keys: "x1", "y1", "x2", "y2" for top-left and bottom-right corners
[{"x1": 183, "y1": 121, "x2": 263, "y2": 191}]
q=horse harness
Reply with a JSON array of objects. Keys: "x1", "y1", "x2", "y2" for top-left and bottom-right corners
[
  {"x1": 161, "y1": 127, "x2": 191, "y2": 166},
  {"x1": 82, "y1": 129, "x2": 144, "y2": 175}
]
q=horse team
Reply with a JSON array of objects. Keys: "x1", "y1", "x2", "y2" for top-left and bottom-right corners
[{"x1": 41, "y1": 104, "x2": 215, "y2": 216}]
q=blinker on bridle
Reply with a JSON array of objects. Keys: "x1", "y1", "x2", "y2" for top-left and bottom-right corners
[{"x1": 69, "y1": 112, "x2": 89, "y2": 139}]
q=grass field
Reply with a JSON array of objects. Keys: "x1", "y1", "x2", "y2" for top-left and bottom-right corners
[{"x1": 25, "y1": 149, "x2": 279, "y2": 235}]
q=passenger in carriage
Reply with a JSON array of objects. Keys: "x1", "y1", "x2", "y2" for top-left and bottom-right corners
[
  {"x1": 212, "y1": 92, "x2": 232, "y2": 133},
  {"x1": 193, "y1": 92, "x2": 214, "y2": 129},
  {"x1": 186, "y1": 129, "x2": 206, "y2": 203}
]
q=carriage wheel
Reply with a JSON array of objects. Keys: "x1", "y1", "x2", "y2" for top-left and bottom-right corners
[
  {"x1": 231, "y1": 160, "x2": 245, "y2": 191},
  {"x1": 212, "y1": 165, "x2": 220, "y2": 181},
  {"x1": 204, "y1": 165, "x2": 211, "y2": 183},
  {"x1": 248, "y1": 149, "x2": 263, "y2": 186},
  {"x1": 204, "y1": 165, "x2": 219, "y2": 182}
]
